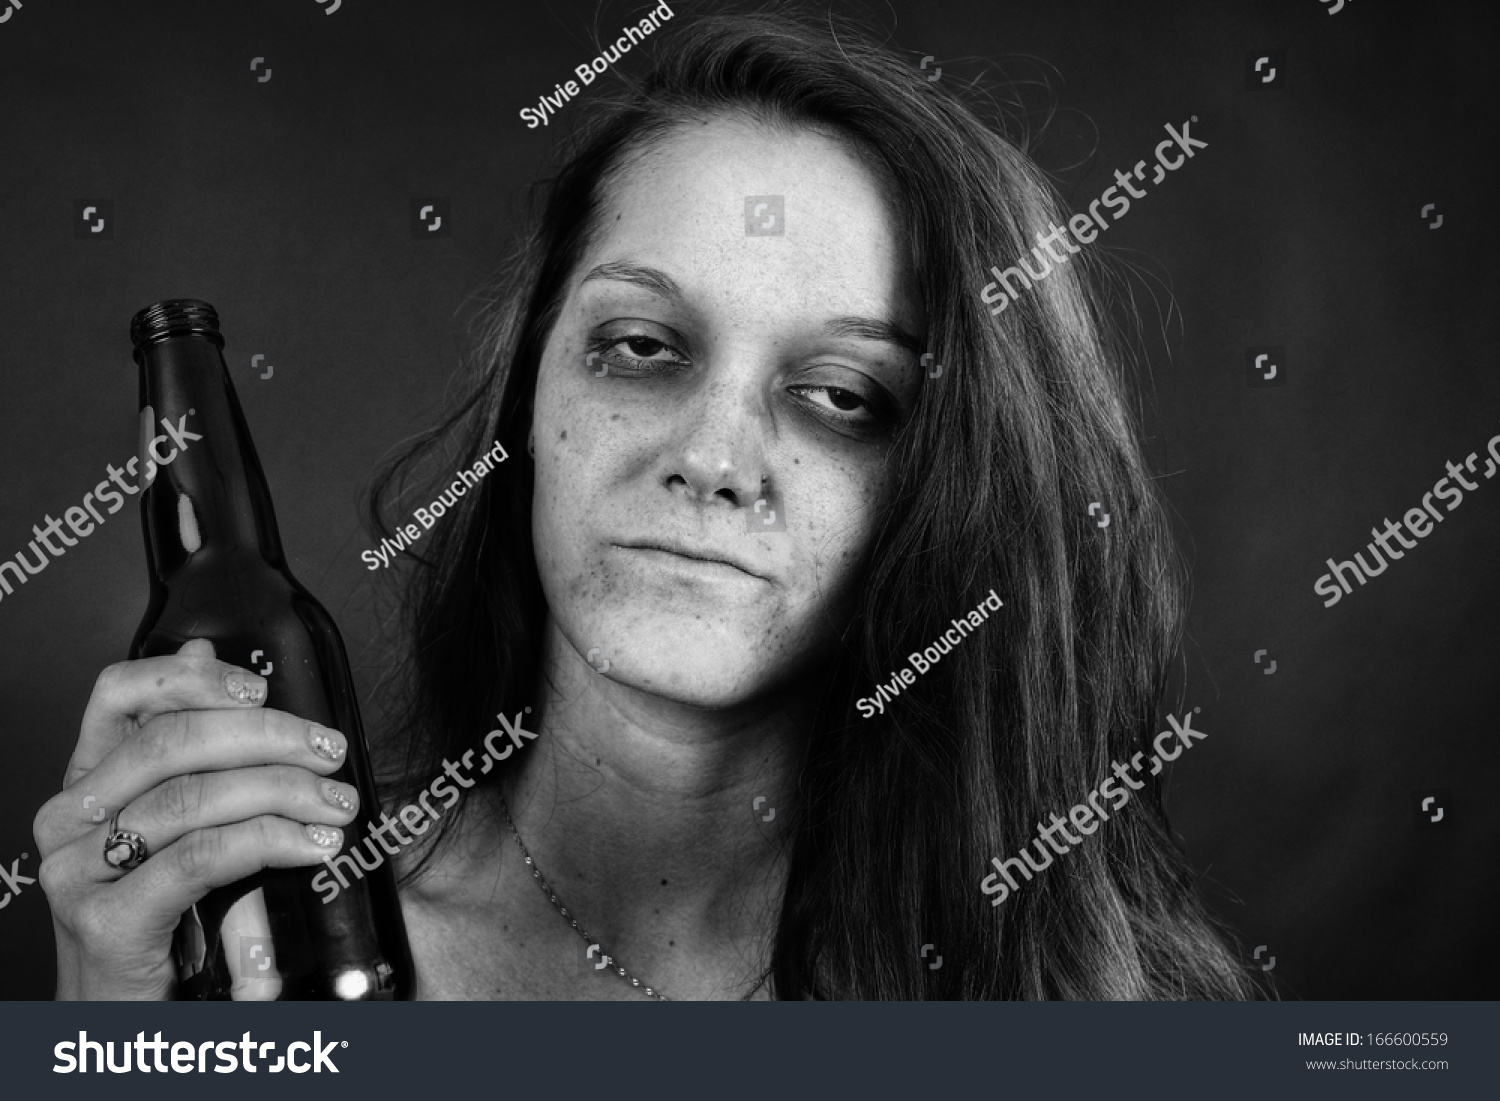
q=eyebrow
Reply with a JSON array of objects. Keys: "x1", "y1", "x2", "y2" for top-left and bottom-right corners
[
  {"x1": 579, "y1": 261, "x2": 684, "y2": 304},
  {"x1": 822, "y1": 315, "x2": 923, "y2": 356},
  {"x1": 579, "y1": 261, "x2": 923, "y2": 357}
]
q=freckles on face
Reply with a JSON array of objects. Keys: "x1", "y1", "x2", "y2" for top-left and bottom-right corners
[{"x1": 528, "y1": 115, "x2": 922, "y2": 706}]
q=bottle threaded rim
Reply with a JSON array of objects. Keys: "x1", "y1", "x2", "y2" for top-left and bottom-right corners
[{"x1": 130, "y1": 299, "x2": 224, "y2": 352}]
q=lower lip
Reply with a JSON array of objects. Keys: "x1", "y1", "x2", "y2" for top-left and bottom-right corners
[{"x1": 617, "y1": 546, "x2": 763, "y2": 586}]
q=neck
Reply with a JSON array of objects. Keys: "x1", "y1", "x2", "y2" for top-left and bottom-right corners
[{"x1": 501, "y1": 618, "x2": 804, "y2": 971}]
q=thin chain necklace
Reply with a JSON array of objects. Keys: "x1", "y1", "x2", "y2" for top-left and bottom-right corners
[{"x1": 498, "y1": 794, "x2": 774, "y2": 1001}]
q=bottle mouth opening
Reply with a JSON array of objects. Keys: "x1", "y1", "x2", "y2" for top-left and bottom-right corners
[{"x1": 130, "y1": 299, "x2": 225, "y2": 353}]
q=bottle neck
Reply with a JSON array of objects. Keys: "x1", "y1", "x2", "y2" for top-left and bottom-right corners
[{"x1": 136, "y1": 332, "x2": 286, "y2": 578}]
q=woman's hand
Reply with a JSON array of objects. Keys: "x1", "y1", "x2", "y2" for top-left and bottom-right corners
[{"x1": 32, "y1": 638, "x2": 359, "y2": 1000}]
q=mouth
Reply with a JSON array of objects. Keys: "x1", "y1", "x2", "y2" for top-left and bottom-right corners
[{"x1": 615, "y1": 540, "x2": 769, "y2": 582}]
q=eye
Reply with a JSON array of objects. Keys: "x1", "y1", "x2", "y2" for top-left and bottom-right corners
[
  {"x1": 793, "y1": 385, "x2": 871, "y2": 416},
  {"x1": 586, "y1": 330, "x2": 690, "y2": 376},
  {"x1": 620, "y1": 335, "x2": 673, "y2": 360},
  {"x1": 784, "y1": 369, "x2": 899, "y2": 438}
]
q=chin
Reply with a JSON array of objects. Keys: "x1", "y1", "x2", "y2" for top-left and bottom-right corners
[{"x1": 585, "y1": 617, "x2": 782, "y2": 707}]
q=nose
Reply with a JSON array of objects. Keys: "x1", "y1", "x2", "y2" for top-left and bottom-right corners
[{"x1": 661, "y1": 371, "x2": 769, "y2": 510}]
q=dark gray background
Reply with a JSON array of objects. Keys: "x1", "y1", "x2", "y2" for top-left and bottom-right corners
[{"x1": 0, "y1": 0, "x2": 1495, "y2": 1000}]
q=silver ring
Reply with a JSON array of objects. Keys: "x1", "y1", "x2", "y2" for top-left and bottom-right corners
[{"x1": 103, "y1": 809, "x2": 149, "y2": 871}]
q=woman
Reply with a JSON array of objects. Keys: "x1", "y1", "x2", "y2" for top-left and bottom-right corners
[{"x1": 35, "y1": 9, "x2": 1255, "y2": 1000}]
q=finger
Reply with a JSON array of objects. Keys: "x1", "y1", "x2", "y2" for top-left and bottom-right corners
[
  {"x1": 70, "y1": 639, "x2": 269, "y2": 782},
  {"x1": 64, "y1": 707, "x2": 349, "y2": 836},
  {"x1": 63, "y1": 816, "x2": 345, "y2": 952},
  {"x1": 57, "y1": 765, "x2": 360, "y2": 888},
  {"x1": 224, "y1": 889, "x2": 282, "y2": 1001}
]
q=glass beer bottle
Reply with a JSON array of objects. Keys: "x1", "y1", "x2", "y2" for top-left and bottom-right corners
[{"x1": 128, "y1": 298, "x2": 413, "y2": 1000}]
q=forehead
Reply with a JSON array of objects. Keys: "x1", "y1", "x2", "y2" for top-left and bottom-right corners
[{"x1": 583, "y1": 114, "x2": 919, "y2": 326}]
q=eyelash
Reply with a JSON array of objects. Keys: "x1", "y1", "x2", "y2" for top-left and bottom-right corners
[
  {"x1": 585, "y1": 332, "x2": 891, "y2": 433},
  {"x1": 588, "y1": 334, "x2": 690, "y2": 376}
]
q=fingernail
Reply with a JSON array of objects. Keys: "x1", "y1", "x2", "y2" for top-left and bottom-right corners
[
  {"x1": 308, "y1": 724, "x2": 346, "y2": 761},
  {"x1": 320, "y1": 781, "x2": 356, "y2": 812},
  {"x1": 223, "y1": 671, "x2": 267, "y2": 704},
  {"x1": 306, "y1": 823, "x2": 343, "y2": 848}
]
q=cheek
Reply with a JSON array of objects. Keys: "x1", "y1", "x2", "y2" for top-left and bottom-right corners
[
  {"x1": 531, "y1": 388, "x2": 642, "y2": 597},
  {"x1": 531, "y1": 453, "x2": 623, "y2": 647},
  {"x1": 530, "y1": 362, "x2": 586, "y2": 565},
  {"x1": 794, "y1": 463, "x2": 889, "y2": 609}
]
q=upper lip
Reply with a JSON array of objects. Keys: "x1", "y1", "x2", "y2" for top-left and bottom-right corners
[{"x1": 616, "y1": 538, "x2": 769, "y2": 581}]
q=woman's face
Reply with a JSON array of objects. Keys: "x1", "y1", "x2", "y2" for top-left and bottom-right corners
[{"x1": 530, "y1": 114, "x2": 924, "y2": 707}]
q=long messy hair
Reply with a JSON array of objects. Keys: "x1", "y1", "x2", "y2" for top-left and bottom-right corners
[{"x1": 366, "y1": 6, "x2": 1256, "y2": 1000}]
